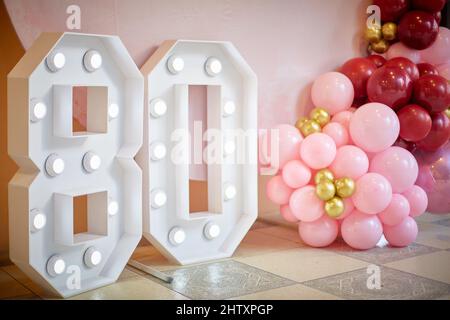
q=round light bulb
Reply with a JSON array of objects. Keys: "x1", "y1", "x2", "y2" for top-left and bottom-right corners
[
  {"x1": 169, "y1": 227, "x2": 186, "y2": 246},
  {"x1": 46, "y1": 51, "x2": 65, "y2": 72},
  {"x1": 45, "y1": 154, "x2": 65, "y2": 177},
  {"x1": 46, "y1": 255, "x2": 66, "y2": 277},
  {"x1": 108, "y1": 103, "x2": 119, "y2": 119},
  {"x1": 83, "y1": 152, "x2": 101, "y2": 173},
  {"x1": 151, "y1": 189, "x2": 167, "y2": 209},
  {"x1": 204, "y1": 222, "x2": 221, "y2": 240},
  {"x1": 224, "y1": 183, "x2": 237, "y2": 201},
  {"x1": 84, "y1": 247, "x2": 102, "y2": 268},
  {"x1": 150, "y1": 142, "x2": 167, "y2": 161},
  {"x1": 83, "y1": 50, "x2": 102, "y2": 72},
  {"x1": 223, "y1": 100, "x2": 236, "y2": 117},
  {"x1": 223, "y1": 140, "x2": 236, "y2": 156},
  {"x1": 167, "y1": 55, "x2": 184, "y2": 74},
  {"x1": 108, "y1": 199, "x2": 119, "y2": 216},
  {"x1": 30, "y1": 100, "x2": 47, "y2": 122},
  {"x1": 205, "y1": 57, "x2": 222, "y2": 76},
  {"x1": 30, "y1": 209, "x2": 46, "y2": 232},
  {"x1": 150, "y1": 99, "x2": 167, "y2": 118}
]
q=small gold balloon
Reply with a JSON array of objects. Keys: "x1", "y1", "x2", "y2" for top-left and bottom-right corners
[
  {"x1": 315, "y1": 180, "x2": 336, "y2": 201},
  {"x1": 445, "y1": 108, "x2": 450, "y2": 119},
  {"x1": 295, "y1": 117, "x2": 309, "y2": 131},
  {"x1": 300, "y1": 119, "x2": 321, "y2": 137},
  {"x1": 335, "y1": 177, "x2": 356, "y2": 198},
  {"x1": 365, "y1": 26, "x2": 382, "y2": 43},
  {"x1": 381, "y1": 22, "x2": 397, "y2": 41},
  {"x1": 370, "y1": 39, "x2": 389, "y2": 54},
  {"x1": 314, "y1": 169, "x2": 335, "y2": 185},
  {"x1": 325, "y1": 197, "x2": 345, "y2": 218},
  {"x1": 310, "y1": 108, "x2": 330, "y2": 127}
]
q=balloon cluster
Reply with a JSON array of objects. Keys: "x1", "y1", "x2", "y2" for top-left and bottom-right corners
[
  {"x1": 263, "y1": 71, "x2": 428, "y2": 250},
  {"x1": 295, "y1": 108, "x2": 330, "y2": 137}
]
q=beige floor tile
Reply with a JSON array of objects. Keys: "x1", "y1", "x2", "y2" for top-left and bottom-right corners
[
  {"x1": 415, "y1": 222, "x2": 450, "y2": 249},
  {"x1": 233, "y1": 230, "x2": 300, "y2": 258},
  {"x1": 235, "y1": 247, "x2": 369, "y2": 282},
  {"x1": 230, "y1": 283, "x2": 340, "y2": 300},
  {"x1": 416, "y1": 213, "x2": 450, "y2": 223},
  {"x1": 255, "y1": 225, "x2": 304, "y2": 244},
  {"x1": 385, "y1": 251, "x2": 450, "y2": 284},
  {"x1": 0, "y1": 268, "x2": 33, "y2": 299}
]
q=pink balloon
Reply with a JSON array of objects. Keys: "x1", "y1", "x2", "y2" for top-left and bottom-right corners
[
  {"x1": 311, "y1": 72, "x2": 354, "y2": 115},
  {"x1": 341, "y1": 210, "x2": 383, "y2": 250},
  {"x1": 402, "y1": 185, "x2": 428, "y2": 217},
  {"x1": 370, "y1": 146, "x2": 418, "y2": 193},
  {"x1": 437, "y1": 62, "x2": 450, "y2": 81},
  {"x1": 298, "y1": 215, "x2": 338, "y2": 247},
  {"x1": 300, "y1": 133, "x2": 337, "y2": 169},
  {"x1": 266, "y1": 175, "x2": 293, "y2": 205},
  {"x1": 378, "y1": 194, "x2": 410, "y2": 226},
  {"x1": 386, "y1": 42, "x2": 421, "y2": 64},
  {"x1": 352, "y1": 173, "x2": 393, "y2": 214},
  {"x1": 421, "y1": 27, "x2": 450, "y2": 66},
  {"x1": 331, "y1": 110, "x2": 353, "y2": 130},
  {"x1": 322, "y1": 122, "x2": 349, "y2": 147},
  {"x1": 384, "y1": 216, "x2": 418, "y2": 247},
  {"x1": 330, "y1": 145, "x2": 369, "y2": 179},
  {"x1": 336, "y1": 197, "x2": 354, "y2": 220},
  {"x1": 282, "y1": 160, "x2": 311, "y2": 189},
  {"x1": 289, "y1": 185, "x2": 325, "y2": 222},
  {"x1": 349, "y1": 102, "x2": 400, "y2": 153},
  {"x1": 280, "y1": 204, "x2": 299, "y2": 223}
]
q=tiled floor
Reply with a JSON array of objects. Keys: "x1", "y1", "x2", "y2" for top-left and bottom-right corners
[{"x1": 1, "y1": 212, "x2": 450, "y2": 300}]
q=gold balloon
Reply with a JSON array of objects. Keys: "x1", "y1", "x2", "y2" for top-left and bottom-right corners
[
  {"x1": 382, "y1": 22, "x2": 397, "y2": 41},
  {"x1": 445, "y1": 108, "x2": 450, "y2": 119},
  {"x1": 325, "y1": 197, "x2": 345, "y2": 218},
  {"x1": 295, "y1": 117, "x2": 309, "y2": 131},
  {"x1": 310, "y1": 108, "x2": 330, "y2": 127},
  {"x1": 300, "y1": 119, "x2": 321, "y2": 137},
  {"x1": 335, "y1": 177, "x2": 356, "y2": 198},
  {"x1": 315, "y1": 181, "x2": 336, "y2": 201},
  {"x1": 314, "y1": 169, "x2": 335, "y2": 185},
  {"x1": 365, "y1": 26, "x2": 382, "y2": 43},
  {"x1": 370, "y1": 39, "x2": 389, "y2": 54}
]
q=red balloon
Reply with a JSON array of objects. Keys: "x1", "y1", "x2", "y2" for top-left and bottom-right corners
[
  {"x1": 373, "y1": 0, "x2": 410, "y2": 22},
  {"x1": 413, "y1": 75, "x2": 450, "y2": 113},
  {"x1": 395, "y1": 138, "x2": 418, "y2": 152},
  {"x1": 417, "y1": 112, "x2": 450, "y2": 151},
  {"x1": 385, "y1": 57, "x2": 420, "y2": 81},
  {"x1": 397, "y1": 104, "x2": 432, "y2": 142},
  {"x1": 434, "y1": 11, "x2": 442, "y2": 24},
  {"x1": 367, "y1": 54, "x2": 387, "y2": 68},
  {"x1": 341, "y1": 58, "x2": 377, "y2": 99},
  {"x1": 398, "y1": 11, "x2": 439, "y2": 49},
  {"x1": 412, "y1": 0, "x2": 446, "y2": 13},
  {"x1": 417, "y1": 63, "x2": 439, "y2": 77},
  {"x1": 367, "y1": 66, "x2": 413, "y2": 109}
]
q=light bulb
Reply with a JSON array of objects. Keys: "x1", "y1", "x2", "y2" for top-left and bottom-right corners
[
  {"x1": 150, "y1": 142, "x2": 167, "y2": 161},
  {"x1": 167, "y1": 55, "x2": 184, "y2": 74},
  {"x1": 169, "y1": 227, "x2": 186, "y2": 245},
  {"x1": 224, "y1": 183, "x2": 237, "y2": 201},
  {"x1": 30, "y1": 209, "x2": 46, "y2": 232},
  {"x1": 83, "y1": 50, "x2": 102, "y2": 72},
  {"x1": 150, "y1": 99, "x2": 167, "y2": 118},
  {"x1": 223, "y1": 100, "x2": 236, "y2": 117},
  {"x1": 84, "y1": 247, "x2": 102, "y2": 268},
  {"x1": 204, "y1": 222, "x2": 221, "y2": 240},
  {"x1": 46, "y1": 51, "x2": 65, "y2": 72},
  {"x1": 223, "y1": 140, "x2": 236, "y2": 156},
  {"x1": 205, "y1": 57, "x2": 222, "y2": 76},
  {"x1": 83, "y1": 152, "x2": 101, "y2": 173},
  {"x1": 46, "y1": 255, "x2": 66, "y2": 277},
  {"x1": 108, "y1": 103, "x2": 119, "y2": 119},
  {"x1": 151, "y1": 189, "x2": 167, "y2": 208},
  {"x1": 108, "y1": 199, "x2": 119, "y2": 216},
  {"x1": 30, "y1": 100, "x2": 47, "y2": 122},
  {"x1": 45, "y1": 154, "x2": 65, "y2": 177}
]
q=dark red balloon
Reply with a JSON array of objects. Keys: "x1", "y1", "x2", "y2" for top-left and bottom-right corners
[
  {"x1": 434, "y1": 11, "x2": 442, "y2": 24},
  {"x1": 398, "y1": 11, "x2": 439, "y2": 49},
  {"x1": 397, "y1": 104, "x2": 432, "y2": 141},
  {"x1": 413, "y1": 75, "x2": 450, "y2": 113},
  {"x1": 412, "y1": 0, "x2": 446, "y2": 13},
  {"x1": 385, "y1": 57, "x2": 420, "y2": 81},
  {"x1": 373, "y1": 0, "x2": 410, "y2": 22},
  {"x1": 341, "y1": 58, "x2": 377, "y2": 99},
  {"x1": 367, "y1": 54, "x2": 387, "y2": 68},
  {"x1": 417, "y1": 112, "x2": 450, "y2": 151},
  {"x1": 367, "y1": 66, "x2": 413, "y2": 109},
  {"x1": 395, "y1": 138, "x2": 418, "y2": 152},
  {"x1": 417, "y1": 63, "x2": 439, "y2": 77}
]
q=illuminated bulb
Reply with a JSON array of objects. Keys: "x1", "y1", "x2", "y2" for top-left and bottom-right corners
[
  {"x1": 204, "y1": 222, "x2": 221, "y2": 240},
  {"x1": 46, "y1": 51, "x2": 65, "y2": 72},
  {"x1": 223, "y1": 139, "x2": 236, "y2": 156},
  {"x1": 223, "y1": 100, "x2": 236, "y2": 117},
  {"x1": 205, "y1": 57, "x2": 222, "y2": 76},
  {"x1": 108, "y1": 199, "x2": 119, "y2": 216},
  {"x1": 45, "y1": 154, "x2": 65, "y2": 177},
  {"x1": 150, "y1": 142, "x2": 167, "y2": 161},
  {"x1": 169, "y1": 227, "x2": 186, "y2": 246},
  {"x1": 83, "y1": 50, "x2": 102, "y2": 72},
  {"x1": 30, "y1": 209, "x2": 46, "y2": 232},
  {"x1": 108, "y1": 103, "x2": 119, "y2": 119},
  {"x1": 83, "y1": 152, "x2": 101, "y2": 173},
  {"x1": 150, "y1": 99, "x2": 167, "y2": 118},
  {"x1": 30, "y1": 100, "x2": 47, "y2": 122},
  {"x1": 167, "y1": 55, "x2": 184, "y2": 74},
  {"x1": 84, "y1": 247, "x2": 102, "y2": 268},
  {"x1": 151, "y1": 189, "x2": 167, "y2": 209},
  {"x1": 224, "y1": 183, "x2": 237, "y2": 201},
  {"x1": 46, "y1": 255, "x2": 66, "y2": 277}
]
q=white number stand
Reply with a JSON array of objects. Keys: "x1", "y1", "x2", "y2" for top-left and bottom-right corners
[
  {"x1": 137, "y1": 40, "x2": 258, "y2": 264},
  {"x1": 8, "y1": 32, "x2": 143, "y2": 298}
]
